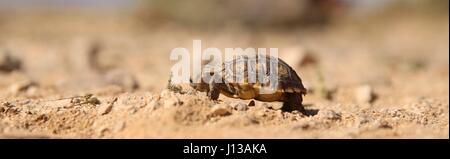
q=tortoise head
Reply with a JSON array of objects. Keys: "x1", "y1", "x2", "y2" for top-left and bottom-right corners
[{"x1": 189, "y1": 77, "x2": 209, "y2": 92}]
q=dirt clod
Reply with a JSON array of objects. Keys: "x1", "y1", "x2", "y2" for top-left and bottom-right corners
[{"x1": 210, "y1": 104, "x2": 232, "y2": 117}]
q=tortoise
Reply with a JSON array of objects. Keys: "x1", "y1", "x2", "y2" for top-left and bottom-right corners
[{"x1": 190, "y1": 55, "x2": 307, "y2": 112}]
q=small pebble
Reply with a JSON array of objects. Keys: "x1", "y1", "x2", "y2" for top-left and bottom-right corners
[
  {"x1": 209, "y1": 104, "x2": 232, "y2": 116},
  {"x1": 270, "y1": 103, "x2": 283, "y2": 110},
  {"x1": 231, "y1": 102, "x2": 248, "y2": 111},
  {"x1": 97, "y1": 97, "x2": 117, "y2": 115},
  {"x1": 355, "y1": 85, "x2": 376, "y2": 104},
  {"x1": 248, "y1": 100, "x2": 255, "y2": 106},
  {"x1": 9, "y1": 80, "x2": 36, "y2": 95},
  {"x1": 98, "y1": 103, "x2": 113, "y2": 115},
  {"x1": 317, "y1": 110, "x2": 341, "y2": 120}
]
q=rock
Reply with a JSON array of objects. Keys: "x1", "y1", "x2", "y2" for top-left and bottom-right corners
[
  {"x1": 270, "y1": 103, "x2": 284, "y2": 110},
  {"x1": 98, "y1": 103, "x2": 113, "y2": 115},
  {"x1": 164, "y1": 96, "x2": 182, "y2": 108},
  {"x1": 355, "y1": 85, "x2": 376, "y2": 104},
  {"x1": 98, "y1": 97, "x2": 117, "y2": 115},
  {"x1": 209, "y1": 104, "x2": 232, "y2": 117},
  {"x1": 317, "y1": 110, "x2": 341, "y2": 120},
  {"x1": 248, "y1": 100, "x2": 255, "y2": 106},
  {"x1": 9, "y1": 79, "x2": 37, "y2": 95},
  {"x1": 0, "y1": 50, "x2": 22, "y2": 73},
  {"x1": 230, "y1": 102, "x2": 248, "y2": 111}
]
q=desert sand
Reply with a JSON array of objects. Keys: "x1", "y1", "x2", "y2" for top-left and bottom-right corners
[{"x1": 0, "y1": 8, "x2": 448, "y2": 138}]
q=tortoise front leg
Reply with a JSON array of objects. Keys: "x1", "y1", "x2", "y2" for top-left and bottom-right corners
[
  {"x1": 282, "y1": 93, "x2": 305, "y2": 113},
  {"x1": 207, "y1": 79, "x2": 221, "y2": 101}
]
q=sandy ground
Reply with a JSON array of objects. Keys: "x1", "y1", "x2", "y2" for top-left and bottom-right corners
[{"x1": 0, "y1": 11, "x2": 448, "y2": 138}]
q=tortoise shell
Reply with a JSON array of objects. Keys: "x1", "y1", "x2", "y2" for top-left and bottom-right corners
[
  {"x1": 219, "y1": 55, "x2": 307, "y2": 101},
  {"x1": 191, "y1": 55, "x2": 307, "y2": 112}
]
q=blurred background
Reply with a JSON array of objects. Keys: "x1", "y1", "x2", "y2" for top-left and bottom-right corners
[{"x1": 0, "y1": 0, "x2": 448, "y2": 102}]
